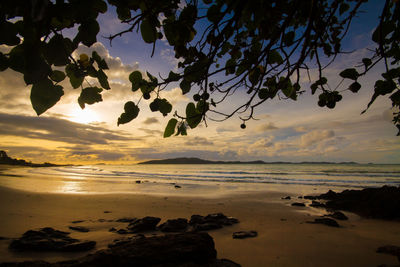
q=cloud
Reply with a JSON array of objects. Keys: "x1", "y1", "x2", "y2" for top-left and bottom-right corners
[
  {"x1": 142, "y1": 117, "x2": 159, "y2": 125},
  {"x1": 216, "y1": 126, "x2": 236, "y2": 133},
  {"x1": 382, "y1": 107, "x2": 399, "y2": 123},
  {"x1": 0, "y1": 69, "x2": 31, "y2": 113},
  {"x1": 160, "y1": 48, "x2": 183, "y2": 71},
  {"x1": 257, "y1": 122, "x2": 278, "y2": 132},
  {"x1": 294, "y1": 126, "x2": 308, "y2": 132},
  {"x1": 66, "y1": 145, "x2": 126, "y2": 161},
  {"x1": 299, "y1": 130, "x2": 335, "y2": 148},
  {"x1": 184, "y1": 137, "x2": 214, "y2": 146},
  {"x1": 252, "y1": 137, "x2": 274, "y2": 148},
  {"x1": 138, "y1": 128, "x2": 163, "y2": 136},
  {"x1": 0, "y1": 113, "x2": 134, "y2": 145},
  {"x1": 159, "y1": 87, "x2": 189, "y2": 105}
]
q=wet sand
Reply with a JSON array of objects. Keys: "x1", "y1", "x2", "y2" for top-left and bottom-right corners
[{"x1": 0, "y1": 184, "x2": 399, "y2": 267}]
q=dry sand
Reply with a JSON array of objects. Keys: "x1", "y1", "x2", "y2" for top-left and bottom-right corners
[{"x1": 0, "y1": 179, "x2": 399, "y2": 266}]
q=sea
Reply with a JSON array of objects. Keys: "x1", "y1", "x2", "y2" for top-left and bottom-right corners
[{"x1": 1, "y1": 163, "x2": 400, "y2": 197}]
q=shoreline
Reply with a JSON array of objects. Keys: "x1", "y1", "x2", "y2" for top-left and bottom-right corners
[{"x1": 0, "y1": 185, "x2": 399, "y2": 266}]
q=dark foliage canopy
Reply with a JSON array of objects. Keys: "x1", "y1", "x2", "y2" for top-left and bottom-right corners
[{"x1": 0, "y1": 0, "x2": 399, "y2": 136}]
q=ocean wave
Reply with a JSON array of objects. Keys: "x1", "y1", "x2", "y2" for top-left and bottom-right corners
[{"x1": 27, "y1": 164, "x2": 400, "y2": 190}]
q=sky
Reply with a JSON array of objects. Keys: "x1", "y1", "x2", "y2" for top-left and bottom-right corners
[{"x1": 0, "y1": 0, "x2": 399, "y2": 164}]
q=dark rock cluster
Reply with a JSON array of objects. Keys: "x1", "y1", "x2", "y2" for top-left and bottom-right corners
[
  {"x1": 2, "y1": 233, "x2": 241, "y2": 267},
  {"x1": 127, "y1": 216, "x2": 161, "y2": 233},
  {"x1": 291, "y1": 202, "x2": 305, "y2": 207},
  {"x1": 232, "y1": 231, "x2": 257, "y2": 239},
  {"x1": 189, "y1": 213, "x2": 239, "y2": 232},
  {"x1": 316, "y1": 186, "x2": 400, "y2": 220},
  {"x1": 306, "y1": 218, "x2": 340, "y2": 227},
  {"x1": 112, "y1": 213, "x2": 239, "y2": 235},
  {"x1": 9, "y1": 227, "x2": 96, "y2": 252},
  {"x1": 326, "y1": 211, "x2": 348, "y2": 221},
  {"x1": 376, "y1": 245, "x2": 400, "y2": 263}
]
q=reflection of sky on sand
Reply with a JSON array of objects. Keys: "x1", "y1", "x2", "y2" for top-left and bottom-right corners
[{"x1": 58, "y1": 180, "x2": 84, "y2": 193}]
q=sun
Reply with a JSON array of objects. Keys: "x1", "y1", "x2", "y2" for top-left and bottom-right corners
[{"x1": 68, "y1": 107, "x2": 100, "y2": 124}]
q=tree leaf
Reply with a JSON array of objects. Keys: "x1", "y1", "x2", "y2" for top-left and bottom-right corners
[
  {"x1": 78, "y1": 87, "x2": 103, "y2": 109},
  {"x1": 8, "y1": 45, "x2": 27, "y2": 74},
  {"x1": 349, "y1": 81, "x2": 361, "y2": 93},
  {"x1": 44, "y1": 35, "x2": 71, "y2": 66},
  {"x1": 92, "y1": 51, "x2": 108, "y2": 69},
  {"x1": 93, "y1": 0, "x2": 107, "y2": 13},
  {"x1": 75, "y1": 20, "x2": 99, "y2": 47},
  {"x1": 24, "y1": 55, "x2": 51, "y2": 85},
  {"x1": 372, "y1": 22, "x2": 395, "y2": 44},
  {"x1": 207, "y1": 5, "x2": 220, "y2": 23},
  {"x1": 339, "y1": 3, "x2": 350, "y2": 15},
  {"x1": 283, "y1": 31, "x2": 295, "y2": 46},
  {"x1": 196, "y1": 100, "x2": 209, "y2": 113},
  {"x1": 281, "y1": 80, "x2": 296, "y2": 100},
  {"x1": 339, "y1": 68, "x2": 359, "y2": 80},
  {"x1": 180, "y1": 79, "x2": 191, "y2": 94},
  {"x1": 310, "y1": 83, "x2": 318, "y2": 94},
  {"x1": 0, "y1": 21, "x2": 20, "y2": 46},
  {"x1": 186, "y1": 102, "x2": 202, "y2": 128},
  {"x1": 167, "y1": 71, "x2": 181, "y2": 82},
  {"x1": 164, "y1": 118, "x2": 178, "y2": 137},
  {"x1": 249, "y1": 68, "x2": 261, "y2": 85},
  {"x1": 147, "y1": 71, "x2": 158, "y2": 85},
  {"x1": 268, "y1": 50, "x2": 283, "y2": 64},
  {"x1": 65, "y1": 64, "x2": 84, "y2": 89},
  {"x1": 141, "y1": 19, "x2": 157, "y2": 43},
  {"x1": 176, "y1": 122, "x2": 187, "y2": 136},
  {"x1": 117, "y1": 101, "x2": 140, "y2": 126},
  {"x1": 30, "y1": 78, "x2": 64, "y2": 115},
  {"x1": 163, "y1": 19, "x2": 179, "y2": 46},
  {"x1": 49, "y1": 70, "x2": 66, "y2": 83},
  {"x1": 97, "y1": 69, "x2": 110, "y2": 89},
  {"x1": 116, "y1": 6, "x2": 131, "y2": 20},
  {"x1": 158, "y1": 98, "x2": 172, "y2": 116},
  {"x1": 362, "y1": 58, "x2": 372, "y2": 67},
  {"x1": 129, "y1": 71, "x2": 142, "y2": 91},
  {"x1": 0, "y1": 52, "x2": 8, "y2": 71},
  {"x1": 179, "y1": 5, "x2": 197, "y2": 24}
]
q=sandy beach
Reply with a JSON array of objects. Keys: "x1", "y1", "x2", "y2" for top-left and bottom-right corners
[{"x1": 0, "y1": 178, "x2": 399, "y2": 267}]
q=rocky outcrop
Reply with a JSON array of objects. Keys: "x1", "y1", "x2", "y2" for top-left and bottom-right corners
[
  {"x1": 326, "y1": 211, "x2": 348, "y2": 220},
  {"x1": 68, "y1": 226, "x2": 90, "y2": 233},
  {"x1": 291, "y1": 202, "x2": 305, "y2": 207},
  {"x1": 127, "y1": 216, "x2": 161, "y2": 233},
  {"x1": 317, "y1": 186, "x2": 400, "y2": 220},
  {"x1": 158, "y1": 218, "x2": 188, "y2": 232},
  {"x1": 307, "y1": 218, "x2": 340, "y2": 227},
  {"x1": 232, "y1": 231, "x2": 257, "y2": 239},
  {"x1": 1, "y1": 233, "x2": 241, "y2": 267},
  {"x1": 112, "y1": 213, "x2": 239, "y2": 235},
  {"x1": 115, "y1": 217, "x2": 136, "y2": 223},
  {"x1": 189, "y1": 213, "x2": 239, "y2": 232},
  {"x1": 309, "y1": 201, "x2": 326, "y2": 208},
  {"x1": 376, "y1": 245, "x2": 400, "y2": 262},
  {"x1": 9, "y1": 227, "x2": 96, "y2": 252}
]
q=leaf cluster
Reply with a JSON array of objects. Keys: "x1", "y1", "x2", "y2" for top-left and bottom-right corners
[{"x1": 0, "y1": 0, "x2": 399, "y2": 135}]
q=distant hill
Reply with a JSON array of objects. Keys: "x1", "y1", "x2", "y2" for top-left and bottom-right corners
[
  {"x1": 0, "y1": 150, "x2": 61, "y2": 167},
  {"x1": 138, "y1": 157, "x2": 358, "y2": 165},
  {"x1": 138, "y1": 157, "x2": 265, "y2": 164}
]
